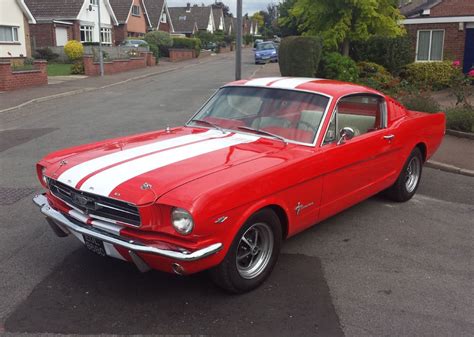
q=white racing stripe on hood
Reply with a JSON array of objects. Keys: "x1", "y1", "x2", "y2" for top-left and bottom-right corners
[
  {"x1": 79, "y1": 133, "x2": 260, "y2": 197},
  {"x1": 269, "y1": 78, "x2": 320, "y2": 89},
  {"x1": 58, "y1": 130, "x2": 223, "y2": 188}
]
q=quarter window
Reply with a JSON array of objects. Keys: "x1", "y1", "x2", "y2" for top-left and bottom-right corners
[
  {"x1": 131, "y1": 5, "x2": 140, "y2": 16},
  {"x1": 80, "y1": 25, "x2": 93, "y2": 42},
  {"x1": 416, "y1": 30, "x2": 444, "y2": 61},
  {"x1": 0, "y1": 26, "x2": 19, "y2": 42}
]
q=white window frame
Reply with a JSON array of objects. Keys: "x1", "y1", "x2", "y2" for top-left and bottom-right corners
[
  {"x1": 100, "y1": 27, "x2": 112, "y2": 45},
  {"x1": 131, "y1": 5, "x2": 140, "y2": 16},
  {"x1": 90, "y1": 0, "x2": 98, "y2": 5},
  {"x1": 160, "y1": 12, "x2": 167, "y2": 23},
  {"x1": 0, "y1": 25, "x2": 19, "y2": 43},
  {"x1": 80, "y1": 25, "x2": 93, "y2": 43},
  {"x1": 415, "y1": 29, "x2": 445, "y2": 62}
]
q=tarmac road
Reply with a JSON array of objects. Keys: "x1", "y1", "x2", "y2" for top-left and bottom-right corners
[{"x1": 0, "y1": 49, "x2": 473, "y2": 337}]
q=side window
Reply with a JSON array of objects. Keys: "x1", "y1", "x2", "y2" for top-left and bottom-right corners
[{"x1": 324, "y1": 95, "x2": 385, "y2": 144}]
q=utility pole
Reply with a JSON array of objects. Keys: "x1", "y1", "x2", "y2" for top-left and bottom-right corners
[
  {"x1": 235, "y1": 0, "x2": 242, "y2": 80},
  {"x1": 97, "y1": 0, "x2": 104, "y2": 76}
]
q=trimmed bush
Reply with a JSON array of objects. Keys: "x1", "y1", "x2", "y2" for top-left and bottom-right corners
[
  {"x1": 398, "y1": 93, "x2": 441, "y2": 113},
  {"x1": 144, "y1": 31, "x2": 172, "y2": 57},
  {"x1": 34, "y1": 47, "x2": 59, "y2": 61},
  {"x1": 351, "y1": 36, "x2": 413, "y2": 75},
  {"x1": 319, "y1": 52, "x2": 359, "y2": 82},
  {"x1": 64, "y1": 40, "x2": 84, "y2": 61},
  {"x1": 279, "y1": 36, "x2": 322, "y2": 77},
  {"x1": 148, "y1": 44, "x2": 160, "y2": 63},
  {"x1": 172, "y1": 37, "x2": 201, "y2": 57},
  {"x1": 403, "y1": 61, "x2": 459, "y2": 90},
  {"x1": 445, "y1": 105, "x2": 474, "y2": 132},
  {"x1": 70, "y1": 60, "x2": 84, "y2": 74},
  {"x1": 357, "y1": 61, "x2": 395, "y2": 91}
]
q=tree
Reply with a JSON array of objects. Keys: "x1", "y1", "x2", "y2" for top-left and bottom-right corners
[
  {"x1": 251, "y1": 12, "x2": 264, "y2": 34},
  {"x1": 278, "y1": 0, "x2": 299, "y2": 37},
  {"x1": 287, "y1": 0, "x2": 405, "y2": 56},
  {"x1": 213, "y1": 1, "x2": 232, "y2": 17}
]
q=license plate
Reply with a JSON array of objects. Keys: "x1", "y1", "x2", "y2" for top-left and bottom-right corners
[
  {"x1": 262, "y1": 56, "x2": 270, "y2": 59},
  {"x1": 83, "y1": 234, "x2": 106, "y2": 256}
]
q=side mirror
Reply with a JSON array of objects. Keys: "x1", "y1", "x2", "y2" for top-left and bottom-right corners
[{"x1": 337, "y1": 127, "x2": 355, "y2": 145}]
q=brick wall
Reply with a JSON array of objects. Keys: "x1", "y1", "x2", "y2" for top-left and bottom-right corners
[
  {"x1": 30, "y1": 23, "x2": 55, "y2": 48},
  {"x1": 169, "y1": 48, "x2": 195, "y2": 62},
  {"x1": 406, "y1": 22, "x2": 465, "y2": 64},
  {"x1": 83, "y1": 52, "x2": 155, "y2": 76},
  {"x1": 114, "y1": 24, "x2": 127, "y2": 45},
  {"x1": 0, "y1": 60, "x2": 47, "y2": 91},
  {"x1": 430, "y1": 0, "x2": 474, "y2": 17}
]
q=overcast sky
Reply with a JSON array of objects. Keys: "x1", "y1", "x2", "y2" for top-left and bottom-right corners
[{"x1": 167, "y1": 0, "x2": 274, "y2": 16}]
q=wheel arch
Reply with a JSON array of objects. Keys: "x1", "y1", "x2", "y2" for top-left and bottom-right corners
[{"x1": 415, "y1": 142, "x2": 427, "y2": 162}]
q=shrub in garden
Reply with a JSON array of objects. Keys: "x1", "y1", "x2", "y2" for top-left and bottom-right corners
[
  {"x1": 398, "y1": 93, "x2": 441, "y2": 113},
  {"x1": 279, "y1": 36, "x2": 322, "y2": 77},
  {"x1": 144, "y1": 31, "x2": 172, "y2": 57},
  {"x1": 356, "y1": 61, "x2": 395, "y2": 91},
  {"x1": 148, "y1": 44, "x2": 160, "y2": 63},
  {"x1": 319, "y1": 52, "x2": 359, "y2": 82},
  {"x1": 64, "y1": 40, "x2": 84, "y2": 61},
  {"x1": 34, "y1": 47, "x2": 59, "y2": 61},
  {"x1": 403, "y1": 61, "x2": 459, "y2": 90},
  {"x1": 445, "y1": 105, "x2": 474, "y2": 132},
  {"x1": 450, "y1": 61, "x2": 472, "y2": 106},
  {"x1": 70, "y1": 61, "x2": 84, "y2": 74},
  {"x1": 351, "y1": 36, "x2": 413, "y2": 75},
  {"x1": 172, "y1": 37, "x2": 201, "y2": 57}
]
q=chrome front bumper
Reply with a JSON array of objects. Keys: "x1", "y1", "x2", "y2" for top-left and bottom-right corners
[{"x1": 33, "y1": 194, "x2": 222, "y2": 262}]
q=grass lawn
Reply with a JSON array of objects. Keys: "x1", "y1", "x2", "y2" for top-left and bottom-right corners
[{"x1": 47, "y1": 63, "x2": 72, "y2": 76}]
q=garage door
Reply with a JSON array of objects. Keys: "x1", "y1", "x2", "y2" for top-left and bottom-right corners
[{"x1": 55, "y1": 27, "x2": 68, "y2": 46}]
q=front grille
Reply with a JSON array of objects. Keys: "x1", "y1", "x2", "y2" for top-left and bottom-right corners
[{"x1": 49, "y1": 179, "x2": 141, "y2": 227}]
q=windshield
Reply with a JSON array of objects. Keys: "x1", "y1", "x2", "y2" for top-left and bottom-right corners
[
  {"x1": 256, "y1": 43, "x2": 275, "y2": 51},
  {"x1": 189, "y1": 86, "x2": 330, "y2": 144}
]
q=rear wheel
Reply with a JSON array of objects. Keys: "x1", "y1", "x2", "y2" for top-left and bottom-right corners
[
  {"x1": 210, "y1": 208, "x2": 282, "y2": 293},
  {"x1": 385, "y1": 147, "x2": 423, "y2": 202}
]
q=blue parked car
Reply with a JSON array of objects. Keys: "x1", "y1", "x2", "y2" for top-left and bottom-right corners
[{"x1": 254, "y1": 42, "x2": 278, "y2": 64}]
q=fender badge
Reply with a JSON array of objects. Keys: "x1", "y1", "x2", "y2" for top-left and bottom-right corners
[
  {"x1": 295, "y1": 201, "x2": 314, "y2": 215},
  {"x1": 215, "y1": 216, "x2": 228, "y2": 224}
]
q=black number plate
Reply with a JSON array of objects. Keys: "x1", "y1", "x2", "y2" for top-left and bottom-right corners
[{"x1": 83, "y1": 234, "x2": 106, "y2": 256}]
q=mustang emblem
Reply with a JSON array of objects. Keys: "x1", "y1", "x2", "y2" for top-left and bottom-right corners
[{"x1": 72, "y1": 193, "x2": 99, "y2": 211}]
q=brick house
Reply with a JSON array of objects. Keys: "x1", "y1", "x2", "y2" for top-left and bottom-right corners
[
  {"x1": 400, "y1": 0, "x2": 474, "y2": 73},
  {"x1": 109, "y1": 0, "x2": 148, "y2": 44},
  {"x1": 25, "y1": 0, "x2": 119, "y2": 47},
  {"x1": 0, "y1": 0, "x2": 36, "y2": 58},
  {"x1": 142, "y1": 0, "x2": 173, "y2": 33}
]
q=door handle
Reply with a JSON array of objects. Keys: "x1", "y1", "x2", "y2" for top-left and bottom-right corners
[{"x1": 383, "y1": 134, "x2": 395, "y2": 140}]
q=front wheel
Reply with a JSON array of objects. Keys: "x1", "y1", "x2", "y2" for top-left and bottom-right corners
[
  {"x1": 385, "y1": 147, "x2": 423, "y2": 202},
  {"x1": 210, "y1": 208, "x2": 282, "y2": 293}
]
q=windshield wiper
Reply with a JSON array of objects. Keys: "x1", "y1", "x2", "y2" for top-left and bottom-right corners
[
  {"x1": 189, "y1": 119, "x2": 226, "y2": 134},
  {"x1": 237, "y1": 126, "x2": 288, "y2": 145}
]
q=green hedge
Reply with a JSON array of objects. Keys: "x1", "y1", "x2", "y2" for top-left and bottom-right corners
[
  {"x1": 356, "y1": 61, "x2": 394, "y2": 91},
  {"x1": 319, "y1": 52, "x2": 359, "y2": 82},
  {"x1": 398, "y1": 93, "x2": 442, "y2": 113},
  {"x1": 404, "y1": 61, "x2": 458, "y2": 90},
  {"x1": 279, "y1": 36, "x2": 322, "y2": 77},
  {"x1": 172, "y1": 37, "x2": 201, "y2": 57},
  {"x1": 144, "y1": 31, "x2": 172, "y2": 57},
  {"x1": 445, "y1": 105, "x2": 474, "y2": 132},
  {"x1": 351, "y1": 36, "x2": 413, "y2": 75}
]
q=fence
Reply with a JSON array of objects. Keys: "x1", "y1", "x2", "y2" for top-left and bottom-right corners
[{"x1": 48, "y1": 45, "x2": 149, "y2": 62}]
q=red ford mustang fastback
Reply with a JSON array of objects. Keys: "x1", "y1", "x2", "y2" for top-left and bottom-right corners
[{"x1": 34, "y1": 77, "x2": 445, "y2": 293}]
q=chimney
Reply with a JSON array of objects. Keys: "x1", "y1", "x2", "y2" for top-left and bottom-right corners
[{"x1": 186, "y1": 3, "x2": 191, "y2": 12}]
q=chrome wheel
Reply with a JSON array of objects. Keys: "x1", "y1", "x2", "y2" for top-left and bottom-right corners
[
  {"x1": 236, "y1": 222, "x2": 274, "y2": 279},
  {"x1": 405, "y1": 156, "x2": 420, "y2": 193}
]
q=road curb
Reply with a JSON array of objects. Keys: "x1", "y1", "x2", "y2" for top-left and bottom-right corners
[
  {"x1": 0, "y1": 56, "x2": 221, "y2": 114},
  {"x1": 426, "y1": 160, "x2": 474, "y2": 177},
  {"x1": 446, "y1": 129, "x2": 474, "y2": 140}
]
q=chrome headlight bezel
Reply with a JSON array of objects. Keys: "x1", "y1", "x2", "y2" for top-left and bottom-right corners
[{"x1": 171, "y1": 207, "x2": 194, "y2": 235}]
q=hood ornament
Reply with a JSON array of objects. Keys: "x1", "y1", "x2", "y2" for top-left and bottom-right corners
[{"x1": 141, "y1": 182, "x2": 152, "y2": 190}]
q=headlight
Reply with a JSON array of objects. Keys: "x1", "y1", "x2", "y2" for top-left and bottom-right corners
[
  {"x1": 171, "y1": 208, "x2": 194, "y2": 235},
  {"x1": 41, "y1": 167, "x2": 49, "y2": 185}
]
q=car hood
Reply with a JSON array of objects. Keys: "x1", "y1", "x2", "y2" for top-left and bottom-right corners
[{"x1": 44, "y1": 127, "x2": 284, "y2": 205}]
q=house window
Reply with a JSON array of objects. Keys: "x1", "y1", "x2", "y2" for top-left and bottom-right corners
[
  {"x1": 131, "y1": 5, "x2": 140, "y2": 16},
  {"x1": 80, "y1": 25, "x2": 93, "y2": 42},
  {"x1": 0, "y1": 26, "x2": 19, "y2": 42},
  {"x1": 179, "y1": 15, "x2": 187, "y2": 21},
  {"x1": 100, "y1": 27, "x2": 112, "y2": 45},
  {"x1": 161, "y1": 12, "x2": 167, "y2": 23},
  {"x1": 416, "y1": 30, "x2": 444, "y2": 61},
  {"x1": 90, "y1": 0, "x2": 98, "y2": 5}
]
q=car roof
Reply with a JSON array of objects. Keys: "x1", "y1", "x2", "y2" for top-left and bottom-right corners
[{"x1": 225, "y1": 77, "x2": 383, "y2": 98}]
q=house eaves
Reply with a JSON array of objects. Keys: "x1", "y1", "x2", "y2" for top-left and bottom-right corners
[{"x1": 16, "y1": 0, "x2": 36, "y2": 23}]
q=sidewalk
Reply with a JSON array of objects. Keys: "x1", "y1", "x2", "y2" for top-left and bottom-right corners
[
  {"x1": 0, "y1": 55, "x2": 221, "y2": 113},
  {"x1": 251, "y1": 63, "x2": 474, "y2": 177}
]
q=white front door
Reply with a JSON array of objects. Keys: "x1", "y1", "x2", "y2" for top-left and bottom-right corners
[{"x1": 55, "y1": 27, "x2": 68, "y2": 46}]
